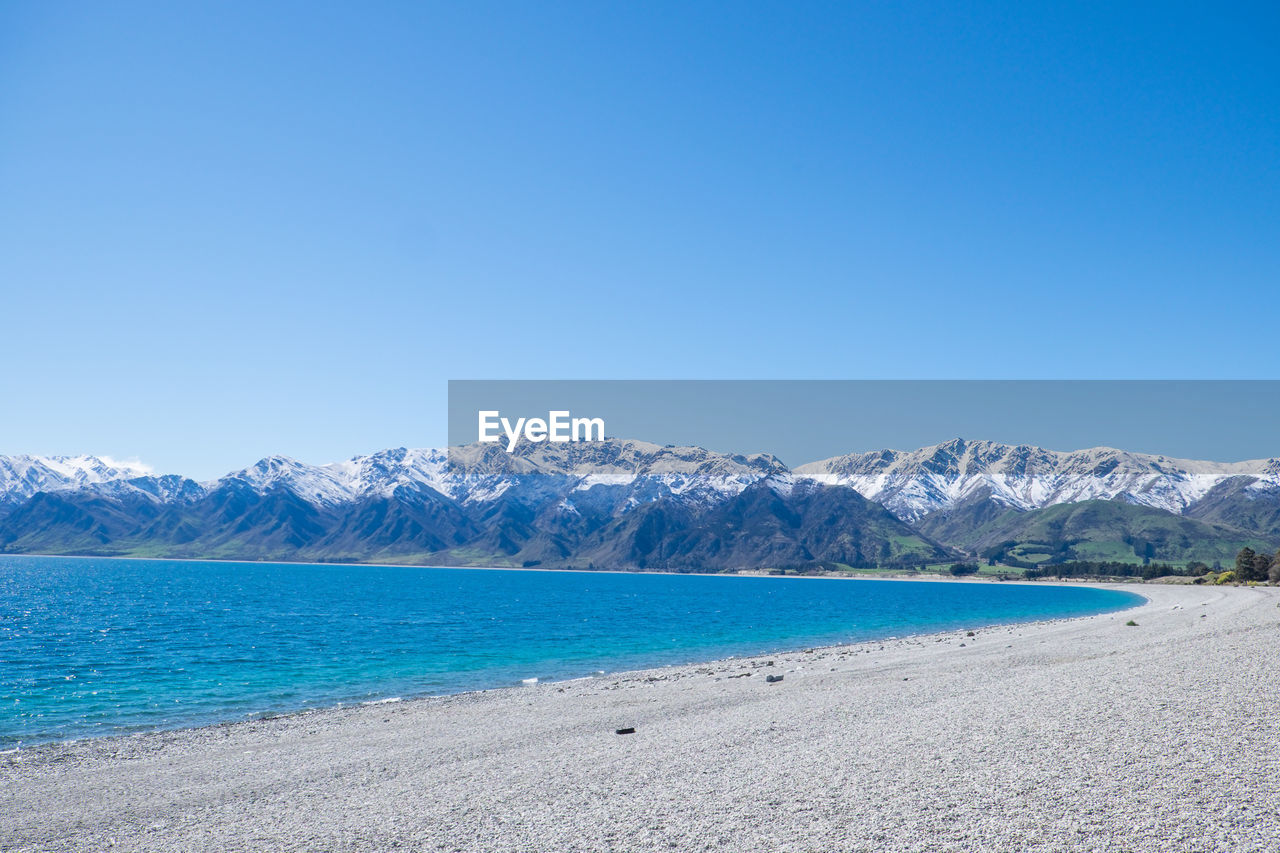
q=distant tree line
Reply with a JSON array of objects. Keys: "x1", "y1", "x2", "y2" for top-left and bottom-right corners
[
  {"x1": 1025, "y1": 561, "x2": 1187, "y2": 581},
  {"x1": 1233, "y1": 547, "x2": 1280, "y2": 583},
  {"x1": 1026, "y1": 550, "x2": 1280, "y2": 583}
]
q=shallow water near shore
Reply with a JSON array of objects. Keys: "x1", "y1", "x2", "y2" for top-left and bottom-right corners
[{"x1": 0, "y1": 555, "x2": 1141, "y2": 747}]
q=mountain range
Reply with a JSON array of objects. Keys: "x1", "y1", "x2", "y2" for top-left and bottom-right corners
[{"x1": 2, "y1": 438, "x2": 1278, "y2": 571}]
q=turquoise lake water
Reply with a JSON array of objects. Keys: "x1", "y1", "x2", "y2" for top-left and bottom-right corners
[{"x1": 0, "y1": 556, "x2": 1143, "y2": 747}]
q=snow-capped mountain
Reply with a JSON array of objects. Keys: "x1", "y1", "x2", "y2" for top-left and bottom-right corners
[
  {"x1": 3, "y1": 439, "x2": 1278, "y2": 570},
  {"x1": 213, "y1": 441, "x2": 785, "y2": 509},
  {"x1": 7, "y1": 439, "x2": 1280, "y2": 522},
  {"x1": 795, "y1": 438, "x2": 1280, "y2": 521},
  {"x1": 0, "y1": 442, "x2": 784, "y2": 511},
  {"x1": 213, "y1": 448, "x2": 452, "y2": 506},
  {"x1": 0, "y1": 455, "x2": 154, "y2": 506},
  {"x1": 0, "y1": 442, "x2": 934, "y2": 570},
  {"x1": 449, "y1": 440, "x2": 786, "y2": 504},
  {"x1": 76, "y1": 474, "x2": 209, "y2": 505}
]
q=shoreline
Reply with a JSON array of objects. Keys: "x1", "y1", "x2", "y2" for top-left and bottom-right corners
[
  {"x1": 0, "y1": 549, "x2": 1098, "y2": 580},
  {"x1": 9, "y1": 583, "x2": 1277, "y2": 851},
  {"x1": 0, "y1": 577, "x2": 1144, "y2": 752}
]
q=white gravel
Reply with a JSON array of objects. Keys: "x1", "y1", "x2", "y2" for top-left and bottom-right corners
[{"x1": 3, "y1": 583, "x2": 1279, "y2": 852}]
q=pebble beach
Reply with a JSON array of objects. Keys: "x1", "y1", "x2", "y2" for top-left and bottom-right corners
[{"x1": 4, "y1": 583, "x2": 1279, "y2": 852}]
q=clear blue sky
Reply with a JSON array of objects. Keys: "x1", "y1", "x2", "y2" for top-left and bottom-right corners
[{"x1": 2, "y1": 2, "x2": 1277, "y2": 478}]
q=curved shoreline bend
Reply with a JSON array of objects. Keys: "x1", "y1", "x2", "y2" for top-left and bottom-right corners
[{"x1": 5, "y1": 584, "x2": 1279, "y2": 852}]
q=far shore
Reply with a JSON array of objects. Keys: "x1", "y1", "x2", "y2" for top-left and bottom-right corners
[
  {"x1": 0, "y1": 549, "x2": 1232, "y2": 586},
  {"x1": 6, "y1": 583, "x2": 1278, "y2": 851}
]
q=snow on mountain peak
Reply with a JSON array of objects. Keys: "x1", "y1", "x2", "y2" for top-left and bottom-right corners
[
  {"x1": 201, "y1": 441, "x2": 786, "y2": 509},
  {"x1": 0, "y1": 454, "x2": 157, "y2": 505},
  {"x1": 794, "y1": 438, "x2": 1280, "y2": 520}
]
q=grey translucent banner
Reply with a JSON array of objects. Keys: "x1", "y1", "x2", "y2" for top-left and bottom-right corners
[{"x1": 448, "y1": 380, "x2": 1280, "y2": 467}]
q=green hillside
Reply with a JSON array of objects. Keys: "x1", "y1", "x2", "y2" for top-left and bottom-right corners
[{"x1": 924, "y1": 498, "x2": 1276, "y2": 567}]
